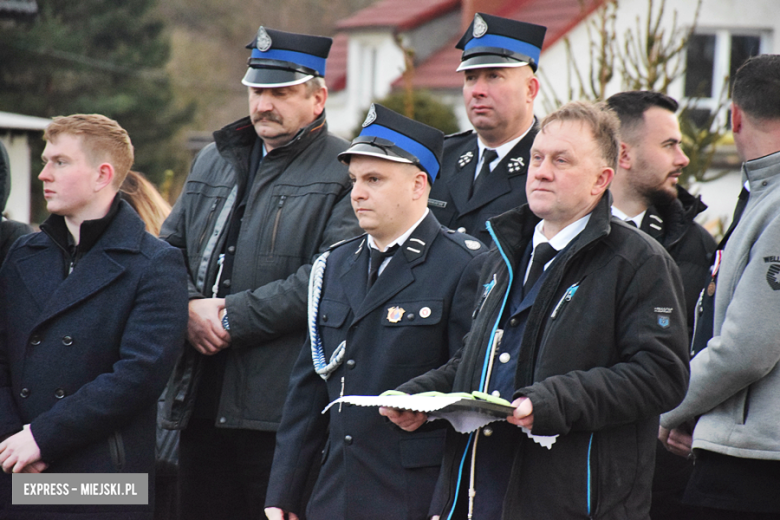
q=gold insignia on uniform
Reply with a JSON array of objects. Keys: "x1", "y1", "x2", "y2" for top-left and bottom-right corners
[
  {"x1": 419, "y1": 306, "x2": 432, "y2": 319},
  {"x1": 387, "y1": 306, "x2": 405, "y2": 323},
  {"x1": 707, "y1": 281, "x2": 716, "y2": 296},
  {"x1": 507, "y1": 157, "x2": 525, "y2": 173},
  {"x1": 465, "y1": 240, "x2": 481, "y2": 250},
  {"x1": 256, "y1": 26, "x2": 272, "y2": 52},
  {"x1": 458, "y1": 151, "x2": 474, "y2": 168},
  {"x1": 473, "y1": 14, "x2": 488, "y2": 38}
]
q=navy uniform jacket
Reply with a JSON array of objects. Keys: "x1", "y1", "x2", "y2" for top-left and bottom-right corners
[
  {"x1": 0, "y1": 202, "x2": 188, "y2": 517},
  {"x1": 428, "y1": 124, "x2": 538, "y2": 245},
  {"x1": 266, "y1": 212, "x2": 485, "y2": 520}
]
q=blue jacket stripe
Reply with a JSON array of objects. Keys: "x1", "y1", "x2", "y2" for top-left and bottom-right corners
[
  {"x1": 478, "y1": 220, "x2": 514, "y2": 391},
  {"x1": 447, "y1": 432, "x2": 475, "y2": 520},
  {"x1": 587, "y1": 432, "x2": 594, "y2": 515}
]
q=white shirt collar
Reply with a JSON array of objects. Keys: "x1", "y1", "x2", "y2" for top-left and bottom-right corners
[
  {"x1": 610, "y1": 206, "x2": 645, "y2": 228},
  {"x1": 475, "y1": 119, "x2": 535, "y2": 177},
  {"x1": 532, "y1": 213, "x2": 591, "y2": 261}
]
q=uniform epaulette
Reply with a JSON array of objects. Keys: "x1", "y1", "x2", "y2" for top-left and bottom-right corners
[
  {"x1": 327, "y1": 233, "x2": 367, "y2": 252},
  {"x1": 441, "y1": 228, "x2": 485, "y2": 256},
  {"x1": 444, "y1": 129, "x2": 474, "y2": 140}
]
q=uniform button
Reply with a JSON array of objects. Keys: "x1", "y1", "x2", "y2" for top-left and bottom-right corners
[
  {"x1": 457, "y1": 227, "x2": 467, "y2": 233},
  {"x1": 20, "y1": 388, "x2": 30, "y2": 399},
  {"x1": 483, "y1": 427, "x2": 493, "y2": 437},
  {"x1": 763, "y1": 181, "x2": 768, "y2": 187},
  {"x1": 406, "y1": 313, "x2": 415, "y2": 321},
  {"x1": 62, "y1": 336, "x2": 73, "y2": 346},
  {"x1": 509, "y1": 318, "x2": 519, "y2": 327},
  {"x1": 227, "y1": 245, "x2": 236, "y2": 254},
  {"x1": 219, "y1": 417, "x2": 227, "y2": 424},
  {"x1": 54, "y1": 388, "x2": 66, "y2": 399},
  {"x1": 499, "y1": 352, "x2": 511, "y2": 364},
  {"x1": 30, "y1": 335, "x2": 41, "y2": 346},
  {"x1": 491, "y1": 390, "x2": 501, "y2": 398},
  {"x1": 222, "y1": 279, "x2": 231, "y2": 288},
  {"x1": 344, "y1": 435, "x2": 353, "y2": 445},
  {"x1": 322, "y1": 314, "x2": 328, "y2": 322},
  {"x1": 346, "y1": 359, "x2": 356, "y2": 369}
]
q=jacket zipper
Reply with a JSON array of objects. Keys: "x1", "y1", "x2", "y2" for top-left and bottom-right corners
[
  {"x1": 108, "y1": 430, "x2": 126, "y2": 472},
  {"x1": 270, "y1": 195, "x2": 287, "y2": 255},
  {"x1": 198, "y1": 199, "x2": 219, "y2": 250},
  {"x1": 550, "y1": 282, "x2": 581, "y2": 319}
]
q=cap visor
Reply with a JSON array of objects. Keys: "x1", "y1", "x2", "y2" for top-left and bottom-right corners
[
  {"x1": 456, "y1": 55, "x2": 529, "y2": 72},
  {"x1": 242, "y1": 67, "x2": 313, "y2": 88},
  {"x1": 338, "y1": 143, "x2": 415, "y2": 165}
]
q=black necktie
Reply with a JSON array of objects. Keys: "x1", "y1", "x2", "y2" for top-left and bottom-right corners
[
  {"x1": 367, "y1": 245, "x2": 399, "y2": 290},
  {"x1": 470, "y1": 149, "x2": 498, "y2": 199},
  {"x1": 524, "y1": 242, "x2": 558, "y2": 291},
  {"x1": 624, "y1": 219, "x2": 637, "y2": 228}
]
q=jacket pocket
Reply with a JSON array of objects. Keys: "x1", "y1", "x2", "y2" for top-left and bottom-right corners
[
  {"x1": 108, "y1": 430, "x2": 126, "y2": 472},
  {"x1": 319, "y1": 299, "x2": 350, "y2": 328}
]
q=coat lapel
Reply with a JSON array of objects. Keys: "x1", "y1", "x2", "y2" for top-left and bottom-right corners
[
  {"x1": 15, "y1": 238, "x2": 66, "y2": 312},
  {"x1": 447, "y1": 140, "x2": 479, "y2": 214},
  {"x1": 339, "y1": 237, "x2": 369, "y2": 313},
  {"x1": 352, "y1": 212, "x2": 440, "y2": 323}
]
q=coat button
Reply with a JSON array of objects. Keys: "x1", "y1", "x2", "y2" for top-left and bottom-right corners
[
  {"x1": 499, "y1": 352, "x2": 511, "y2": 363},
  {"x1": 406, "y1": 313, "x2": 415, "y2": 321},
  {"x1": 457, "y1": 227, "x2": 467, "y2": 233},
  {"x1": 62, "y1": 336, "x2": 73, "y2": 346},
  {"x1": 54, "y1": 388, "x2": 66, "y2": 399},
  {"x1": 30, "y1": 335, "x2": 41, "y2": 346},
  {"x1": 222, "y1": 279, "x2": 231, "y2": 288},
  {"x1": 227, "y1": 245, "x2": 236, "y2": 254},
  {"x1": 491, "y1": 390, "x2": 501, "y2": 398},
  {"x1": 509, "y1": 318, "x2": 519, "y2": 327},
  {"x1": 346, "y1": 359, "x2": 356, "y2": 369},
  {"x1": 20, "y1": 388, "x2": 30, "y2": 398},
  {"x1": 344, "y1": 435, "x2": 353, "y2": 445},
  {"x1": 322, "y1": 314, "x2": 328, "y2": 322},
  {"x1": 483, "y1": 427, "x2": 493, "y2": 437},
  {"x1": 219, "y1": 417, "x2": 227, "y2": 424}
]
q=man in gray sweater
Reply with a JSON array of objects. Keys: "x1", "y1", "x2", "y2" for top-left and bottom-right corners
[{"x1": 661, "y1": 54, "x2": 780, "y2": 519}]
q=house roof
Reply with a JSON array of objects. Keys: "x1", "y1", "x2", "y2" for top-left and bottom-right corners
[
  {"x1": 0, "y1": 0, "x2": 37, "y2": 18},
  {"x1": 337, "y1": 0, "x2": 459, "y2": 32},
  {"x1": 402, "y1": 0, "x2": 609, "y2": 90},
  {"x1": 0, "y1": 111, "x2": 50, "y2": 131},
  {"x1": 326, "y1": 32, "x2": 349, "y2": 93}
]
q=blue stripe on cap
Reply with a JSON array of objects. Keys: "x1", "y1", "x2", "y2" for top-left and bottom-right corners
[
  {"x1": 360, "y1": 125, "x2": 440, "y2": 181},
  {"x1": 464, "y1": 34, "x2": 541, "y2": 64},
  {"x1": 251, "y1": 48, "x2": 327, "y2": 76}
]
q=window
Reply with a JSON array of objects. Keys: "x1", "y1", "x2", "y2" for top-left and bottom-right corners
[{"x1": 684, "y1": 30, "x2": 767, "y2": 127}]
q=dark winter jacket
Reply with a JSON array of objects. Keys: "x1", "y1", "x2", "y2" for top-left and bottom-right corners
[
  {"x1": 641, "y1": 186, "x2": 717, "y2": 335},
  {"x1": 160, "y1": 112, "x2": 361, "y2": 431},
  {"x1": 398, "y1": 193, "x2": 690, "y2": 520}
]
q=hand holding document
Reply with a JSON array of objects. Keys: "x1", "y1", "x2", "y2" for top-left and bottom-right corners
[{"x1": 325, "y1": 391, "x2": 557, "y2": 449}]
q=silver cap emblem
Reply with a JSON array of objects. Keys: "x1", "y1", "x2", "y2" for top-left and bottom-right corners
[
  {"x1": 473, "y1": 14, "x2": 488, "y2": 38},
  {"x1": 256, "y1": 26, "x2": 272, "y2": 52},
  {"x1": 362, "y1": 104, "x2": 377, "y2": 128}
]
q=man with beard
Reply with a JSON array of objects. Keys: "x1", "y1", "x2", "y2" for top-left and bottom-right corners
[
  {"x1": 428, "y1": 13, "x2": 546, "y2": 245},
  {"x1": 160, "y1": 27, "x2": 360, "y2": 519},
  {"x1": 607, "y1": 91, "x2": 716, "y2": 334},
  {"x1": 606, "y1": 91, "x2": 716, "y2": 520}
]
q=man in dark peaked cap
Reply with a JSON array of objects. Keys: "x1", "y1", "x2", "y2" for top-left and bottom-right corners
[
  {"x1": 428, "y1": 13, "x2": 546, "y2": 245},
  {"x1": 159, "y1": 26, "x2": 360, "y2": 519},
  {"x1": 264, "y1": 104, "x2": 485, "y2": 520}
]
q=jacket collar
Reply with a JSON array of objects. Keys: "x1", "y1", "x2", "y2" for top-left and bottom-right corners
[
  {"x1": 212, "y1": 110, "x2": 329, "y2": 183},
  {"x1": 642, "y1": 185, "x2": 707, "y2": 247}
]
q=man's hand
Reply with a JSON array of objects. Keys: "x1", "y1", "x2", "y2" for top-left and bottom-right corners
[
  {"x1": 0, "y1": 425, "x2": 43, "y2": 473},
  {"x1": 187, "y1": 298, "x2": 231, "y2": 355},
  {"x1": 265, "y1": 507, "x2": 300, "y2": 520},
  {"x1": 379, "y1": 407, "x2": 428, "y2": 432},
  {"x1": 507, "y1": 397, "x2": 534, "y2": 430},
  {"x1": 658, "y1": 426, "x2": 693, "y2": 458}
]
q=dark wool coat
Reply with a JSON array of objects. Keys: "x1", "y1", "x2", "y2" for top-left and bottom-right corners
[
  {"x1": 399, "y1": 194, "x2": 690, "y2": 520},
  {"x1": 266, "y1": 212, "x2": 485, "y2": 520},
  {"x1": 0, "y1": 202, "x2": 188, "y2": 518},
  {"x1": 428, "y1": 123, "x2": 537, "y2": 245}
]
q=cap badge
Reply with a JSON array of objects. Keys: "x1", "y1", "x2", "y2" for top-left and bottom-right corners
[
  {"x1": 473, "y1": 14, "x2": 488, "y2": 38},
  {"x1": 256, "y1": 26, "x2": 272, "y2": 52},
  {"x1": 386, "y1": 306, "x2": 405, "y2": 324},
  {"x1": 458, "y1": 151, "x2": 474, "y2": 168},
  {"x1": 362, "y1": 104, "x2": 377, "y2": 128},
  {"x1": 507, "y1": 157, "x2": 525, "y2": 173},
  {"x1": 465, "y1": 240, "x2": 481, "y2": 250}
]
